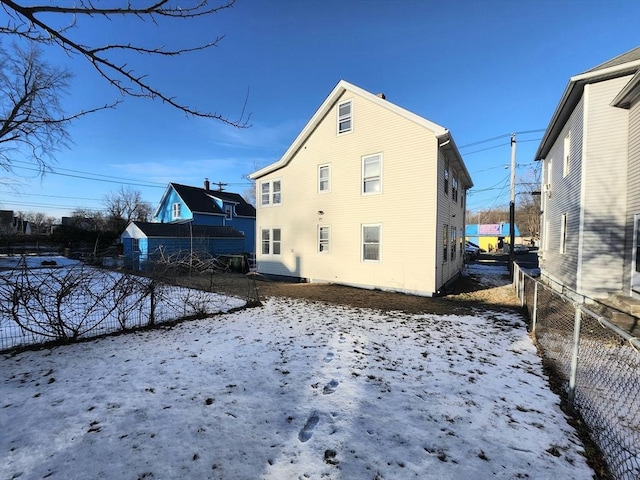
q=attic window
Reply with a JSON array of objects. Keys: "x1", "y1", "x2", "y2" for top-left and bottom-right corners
[
  {"x1": 225, "y1": 204, "x2": 233, "y2": 220},
  {"x1": 338, "y1": 100, "x2": 352, "y2": 134},
  {"x1": 172, "y1": 203, "x2": 181, "y2": 219}
]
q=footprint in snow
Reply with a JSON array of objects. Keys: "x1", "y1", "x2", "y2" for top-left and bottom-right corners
[
  {"x1": 298, "y1": 412, "x2": 320, "y2": 442},
  {"x1": 324, "y1": 352, "x2": 334, "y2": 363},
  {"x1": 323, "y1": 379, "x2": 339, "y2": 395}
]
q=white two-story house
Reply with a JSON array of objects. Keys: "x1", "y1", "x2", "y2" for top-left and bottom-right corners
[{"x1": 249, "y1": 80, "x2": 472, "y2": 296}]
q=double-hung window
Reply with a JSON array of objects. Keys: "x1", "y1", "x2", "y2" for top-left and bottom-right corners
[
  {"x1": 261, "y1": 228, "x2": 282, "y2": 255},
  {"x1": 452, "y1": 173, "x2": 458, "y2": 202},
  {"x1": 318, "y1": 164, "x2": 330, "y2": 193},
  {"x1": 362, "y1": 154, "x2": 382, "y2": 194},
  {"x1": 318, "y1": 226, "x2": 330, "y2": 253},
  {"x1": 338, "y1": 100, "x2": 352, "y2": 134},
  {"x1": 362, "y1": 224, "x2": 381, "y2": 262},
  {"x1": 260, "y1": 180, "x2": 282, "y2": 207},
  {"x1": 443, "y1": 225, "x2": 449, "y2": 262},
  {"x1": 451, "y1": 226, "x2": 457, "y2": 260},
  {"x1": 172, "y1": 203, "x2": 181, "y2": 219},
  {"x1": 563, "y1": 131, "x2": 571, "y2": 177},
  {"x1": 560, "y1": 214, "x2": 568, "y2": 254},
  {"x1": 224, "y1": 204, "x2": 233, "y2": 220},
  {"x1": 444, "y1": 164, "x2": 449, "y2": 194}
]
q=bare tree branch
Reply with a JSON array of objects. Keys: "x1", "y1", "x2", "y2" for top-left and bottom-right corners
[
  {"x1": 0, "y1": 43, "x2": 116, "y2": 173},
  {"x1": 0, "y1": 0, "x2": 251, "y2": 127}
]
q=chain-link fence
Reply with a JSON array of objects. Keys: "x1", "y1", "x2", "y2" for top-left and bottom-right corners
[
  {"x1": 0, "y1": 257, "x2": 260, "y2": 352},
  {"x1": 513, "y1": 263, "x2": 640, "y2": 480}
]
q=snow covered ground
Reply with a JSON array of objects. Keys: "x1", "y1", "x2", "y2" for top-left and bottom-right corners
[{"x1": 0, "y1": 265, "x2": 594, "y2": 479}]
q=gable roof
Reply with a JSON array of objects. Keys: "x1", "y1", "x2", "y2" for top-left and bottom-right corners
[
  {"x1": 249, "y1": 80, "x2": 472, "y2": 188},
  {"x1": 130, "y1": 221, "x2": 244, "y2": 238},
  {"x1": 156, "y1": 183, "x2": 256, "y2": 218},
  {"x1": 536, "y1": 46, "x2": 640, "y2": 160}
]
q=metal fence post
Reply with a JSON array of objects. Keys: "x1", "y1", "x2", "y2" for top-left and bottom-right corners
[
  {"x1": 568, "y1": 305, "x2": 582, "y2": 409},
  {"x1": 531, "y1": 281, "x2": 538, "y2": 334},
  {"x1": 149, "y1": 280, "x2": 156, "y2": 327}
]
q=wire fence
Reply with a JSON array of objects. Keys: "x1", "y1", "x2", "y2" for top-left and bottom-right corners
[
  {"x1": 0, "y1": 257, "x2": 260, "y2": 352},
  {"x1": 513, "y1": 263, "x2": 640, "y2": 480}
]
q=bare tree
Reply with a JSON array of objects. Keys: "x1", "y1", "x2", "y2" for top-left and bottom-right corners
[
  {"x1": 0, "y1": 43, "x2": 105, "y2": 173},
  {"x1": 103, "y1": 186, "x2": 152, "y2": 232},
  {"x1": 0, "y1": 0, "x2": 249, "y2": 125},
  {"x1": 0, "y1": 1, "x2": 249, "y2": 173},
  {"x1": 19, "y1": 210, "x2": 55, "y2": 233}
]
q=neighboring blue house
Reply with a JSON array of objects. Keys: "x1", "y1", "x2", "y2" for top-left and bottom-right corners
[
  {"x1": 465, "y1": 223, "x2": 521, "y2": 252},
  {"x1": 121, "y1": 222, "x2": 245, "y2": 271},
  {"x1": 120, "y1": 180, "x2": 256, "y2": 270},
  {"x1": 153, "y1": 179, "x2": 256, "y2": 254}
]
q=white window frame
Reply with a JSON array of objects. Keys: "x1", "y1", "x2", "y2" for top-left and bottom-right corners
[
  {"x1": 337, "y1": 100, "x2": 352, "y2": 134},
  {"x1": 443, "y1": 224, "x2": 448, "y2": 262},
  {"x1": 362, "y1": 153, "x2": 382, "y2": 195},
  {"x1": 451, "y1": 226, "x2": 457, "y2": 261},
  {"x1": 318, "y1": 225, "x2": 330, "y2": 253},
  {"x1": 362, "y1": 224, "x2": 381, "y2": 262},
  {"x1": 318, "y1": 164, "x2": 331, "y2": 193},
  {"x1": 172, "y1": 203, "x2": 181, "y2": 219},
  {"x1": 260, "y1": 179, "x2": 282, "y2": 207},
  {"x1": 563, "y1": 131, "x2": 571, "y2": 178},
  {"x1": 452, "y1": 172, "x2": 459, "y2": 202},
  {"x1": 261, "y1": 227, "x2": 282, "y2": 256},
  {"x1": 224, "y1": 204, "x2": 233, "y2": 220},
  {"x1": 560, "y1": 213, "x2": 568, "y2": 254},
  {"x1": 444, "y1": 163, "x2": 449, "y2": 194}
]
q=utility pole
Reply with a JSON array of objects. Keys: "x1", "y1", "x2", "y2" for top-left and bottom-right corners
[
  {"x1": 214, "y1": 182, "x2": 228, "y2": 191},
  {"x1": 509, "y1": 133, "x2": 517, "y2": 279}
]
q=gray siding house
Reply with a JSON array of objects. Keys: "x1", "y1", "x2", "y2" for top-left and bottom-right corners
[{"x1": 535, "y1": 47, "x2": 640, "y2": 300}]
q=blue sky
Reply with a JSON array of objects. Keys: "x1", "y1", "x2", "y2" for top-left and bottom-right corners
[{"x1": 2, "y1": 0, "x2": 639, "y2": 220}]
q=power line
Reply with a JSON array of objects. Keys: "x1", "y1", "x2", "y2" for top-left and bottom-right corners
[
  {"x1": 459, "y1": 130, "x2": 546, "y2": 149},
  {"x1": 10, "y1": 161, "x2": 166, "y2": 188}
]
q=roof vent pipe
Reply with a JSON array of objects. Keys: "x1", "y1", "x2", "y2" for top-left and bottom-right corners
[
  {"x1": 204, "y1": 178, "x2": 210, "y2": 191},
  {"x1": 376, "y1": 93, "x2": 386, "y2": 100}
]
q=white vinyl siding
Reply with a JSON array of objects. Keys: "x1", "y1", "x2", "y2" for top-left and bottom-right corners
[
  {"x1": 362, "y1": 153, "x2": 382, "y2": 194},
  {"x1": 623, "y1": 92, "x2": 640, "y2": 291},
  {"x1": 540, "y1": 76, "x2": 631, "y2": 298}
]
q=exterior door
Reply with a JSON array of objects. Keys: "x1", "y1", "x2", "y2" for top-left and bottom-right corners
[{"x1": 632, "y1": 215, "x2": 640, "y2": 298}]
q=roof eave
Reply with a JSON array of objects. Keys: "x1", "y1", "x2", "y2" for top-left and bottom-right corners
[
  {"x1": 249, "y1": 79, "x2": 453, "y2": 180},
  {"x1": 536, "y1": 58, "x2": 640, "y2": 160},
  {"x1": 437, "y1": 131, "x2": 474, "y2": 189},
  {"x1": 611, "y1": 70, "x2": 640, "y2": 109}
]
